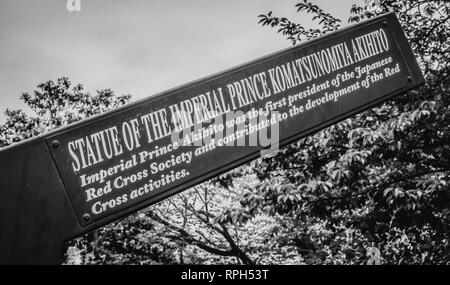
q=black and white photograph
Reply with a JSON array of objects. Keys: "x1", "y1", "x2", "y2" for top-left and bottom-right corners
[{"x1": 0, "y1": 0, "x2": 449, "y2": 272}]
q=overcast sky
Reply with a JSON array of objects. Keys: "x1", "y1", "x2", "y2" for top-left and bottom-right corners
[{"x1": 0, "y1": 0, "x2": 359, "y2": 123}]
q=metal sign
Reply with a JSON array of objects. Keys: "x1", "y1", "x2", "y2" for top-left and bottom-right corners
[{"x1": 0, "y1": 12, "x2": 424, "y2": 264}]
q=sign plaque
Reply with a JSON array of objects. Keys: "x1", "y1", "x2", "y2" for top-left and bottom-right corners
[
  {"x1": 47, "y1": 12, "x2": 424, "y2": 226},
  {"x1": 0, "y1": 12, "x2": 424, "y2": 264}
]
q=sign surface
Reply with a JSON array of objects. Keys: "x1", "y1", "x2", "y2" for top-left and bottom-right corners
[
  {"x1": 46, "y1": 12, "x2": 424, "y2": 227},
  {"x1": 0, "y1": 12, "x2": 424, "y2": 264}
]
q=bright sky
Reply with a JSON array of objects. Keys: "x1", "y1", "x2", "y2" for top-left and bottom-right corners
[{"x1": 0, "y1": 0, "x2": 360, "y2": 123}]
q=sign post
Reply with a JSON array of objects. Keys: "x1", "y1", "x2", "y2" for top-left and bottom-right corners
[{"x1": 0, "y1": 12, "x2": 424, "y2": 264}]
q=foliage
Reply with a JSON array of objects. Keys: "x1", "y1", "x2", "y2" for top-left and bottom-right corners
[
  {"x1": 0, "y1": 77, "x2": 131, "y2": 147},
  {"x1": 241, "y1": 0, "x2": 450, "y2": 264},
  {"x1": 258, "y1": 1, "x2": 341, "y2": 44},
  {"x1": 108, "y1": 0, "x2": 449, "y2": 264},
  {"x1": 0, "y1": 77, "x2": 136, "y2": 263}
]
